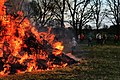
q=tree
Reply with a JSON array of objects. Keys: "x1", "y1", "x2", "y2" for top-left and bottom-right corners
[
  {"x1": 28, "y1": 0, "x2": 68, "y2": 28},
  {"x1": 66, "y1": 0, "x2": 86, "y2": 39},
  {"x1": 53, "y1": 0, "x2": 66, "y2": 28},
  {"x1": 27, "y1": 0, "x2": 56, "y2": 28},
  {"x1": 106, "y1": 0, "x2": 120, "y2": 36},
  {"x1": 91, "y1": 0, "x2": 105, "y2": 33},
  {"x1": 76, "y1": 0, "x2": 93, "y2": 35}
]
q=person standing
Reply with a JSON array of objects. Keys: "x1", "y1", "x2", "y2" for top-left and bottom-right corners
[
  {"x1": 96, "y1": 33, "x2": 102, "y2": 45},
  {"x1": 102, "y1": 34, "x2": 107, "y2": 45},
  {"x1": 71, "y1": 37, "x2": 77, "y2": 53},
  {"x1": 114, "y1": 34, "x2": 119, "y2": 45},
  {"x1": 87, "y1": 32, "x2": 93, "y2": 47},
  {"x1": 80, "y1": 33, "x2": 85, "y2": 42}
]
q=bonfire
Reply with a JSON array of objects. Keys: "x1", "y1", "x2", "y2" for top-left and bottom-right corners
[{"x1": 0, "y1": 0, "x2": 77, "y2": 75}]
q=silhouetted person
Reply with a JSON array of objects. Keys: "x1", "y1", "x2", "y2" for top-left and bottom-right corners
[{"x1": 102, "y1": 34, "x2": 107, "y2": 45}]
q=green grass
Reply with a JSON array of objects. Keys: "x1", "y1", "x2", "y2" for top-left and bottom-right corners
[{"x1": 0, "y1": 45, "x2": 120, "y2": 80}]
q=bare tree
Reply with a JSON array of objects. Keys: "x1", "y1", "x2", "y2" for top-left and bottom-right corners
[
  {"x1": 106, "y1": 0, "x2": 120, "y2": 35},
  {"x1": 66, "y1": 0, "x2": 86, "y2": 39},
  {"x1": 27, "y1": 0, "x2": 67, "y2": 28},
  {"x1": 5, "y1": 0, "x2": 68, "y2": 28},
  {"x1": 91, "y1": 0, "x2": 105, "y2": 33},
  {"x1": 53, "y1": 0, "x2": 66, "y2": 28},
  {"x1": 27, "y1": 0, "x2": 56, "y2": 28},
  {"x1": 76, "y1": 0, "x2": 93, "y2": 35}
]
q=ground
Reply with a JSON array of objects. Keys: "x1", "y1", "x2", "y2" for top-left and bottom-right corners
[{"x1": 0, "y1": 42, "x2": 120, "y2": 80}]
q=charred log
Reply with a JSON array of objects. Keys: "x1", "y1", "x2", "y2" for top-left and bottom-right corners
[
  {"x1": 0, "y1": 58, "x2": 4, "y2": 71},
  {"x1": 36, "y1": 59, "x2": 48, "y2": 70},
  {"x1": 9, "y1": 63, "x2": 27, "y2": 74},
  {"x1": 48, "y1": 53, "x2": 78, "y2": 65},
  {"x1": 58, "y1": 53, "x2": 78, "y2": 65}
]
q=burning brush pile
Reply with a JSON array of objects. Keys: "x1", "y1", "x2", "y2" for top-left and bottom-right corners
[{"x1": 0, "y1": 0, "x2": 77, "y2": 75}]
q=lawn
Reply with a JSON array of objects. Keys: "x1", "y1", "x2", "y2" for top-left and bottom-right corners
[{"x1": 0, "y1": 45, "x2": 120, "y2": 80}]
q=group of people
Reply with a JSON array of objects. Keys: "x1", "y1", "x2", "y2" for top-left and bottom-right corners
[
  {"x1": 78, "y1": 33, "x2": 108, "y2": 46},
  {"x1": 95, "y1": 33, "x2": 107, "y2": 45},
  {"x1": 71, "y1": 33, "x2": 107, "y2": 53},
  {"x1": 70, "y1": 33, "x2": 120, "y2": 53}
]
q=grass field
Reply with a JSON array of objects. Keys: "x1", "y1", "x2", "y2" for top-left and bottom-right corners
[{"x1": 0, "y1": 45, "x2": 120, "y2": 80}]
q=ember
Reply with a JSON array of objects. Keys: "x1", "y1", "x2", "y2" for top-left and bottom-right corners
[{"x1": 0, "y1": 0, "x2": 77, "y2": 75}]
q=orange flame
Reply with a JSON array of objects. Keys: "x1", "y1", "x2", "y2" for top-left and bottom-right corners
[
  {"x1": 0, "y1": 0, "x2": 6, "y2": 15},
  {"x1": 18, "y1": 53, "x2": 28, "y2": 64},
  {"x1": 27, "y1": 61, "x2": 38, "y2": 72},
  {"x1": 52, "y1": 42, "x2": 64, "y2": 56}
]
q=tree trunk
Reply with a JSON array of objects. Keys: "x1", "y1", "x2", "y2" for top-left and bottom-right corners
[
  {"x1": 61, "y1": 0, "x2": 65, "y2": 28},
  {"x1": 61, "y1": 11, "x2": 64, "y2": 27},
  {"x1": 116, "y1": 22, "x2": 120, "y2": 40},
  {"x1": 72, "y1": 17, "x2": 78, "y2": 39},
  {"x1": 79, "y1": 20, "x2": 82, "y2": 35}
]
